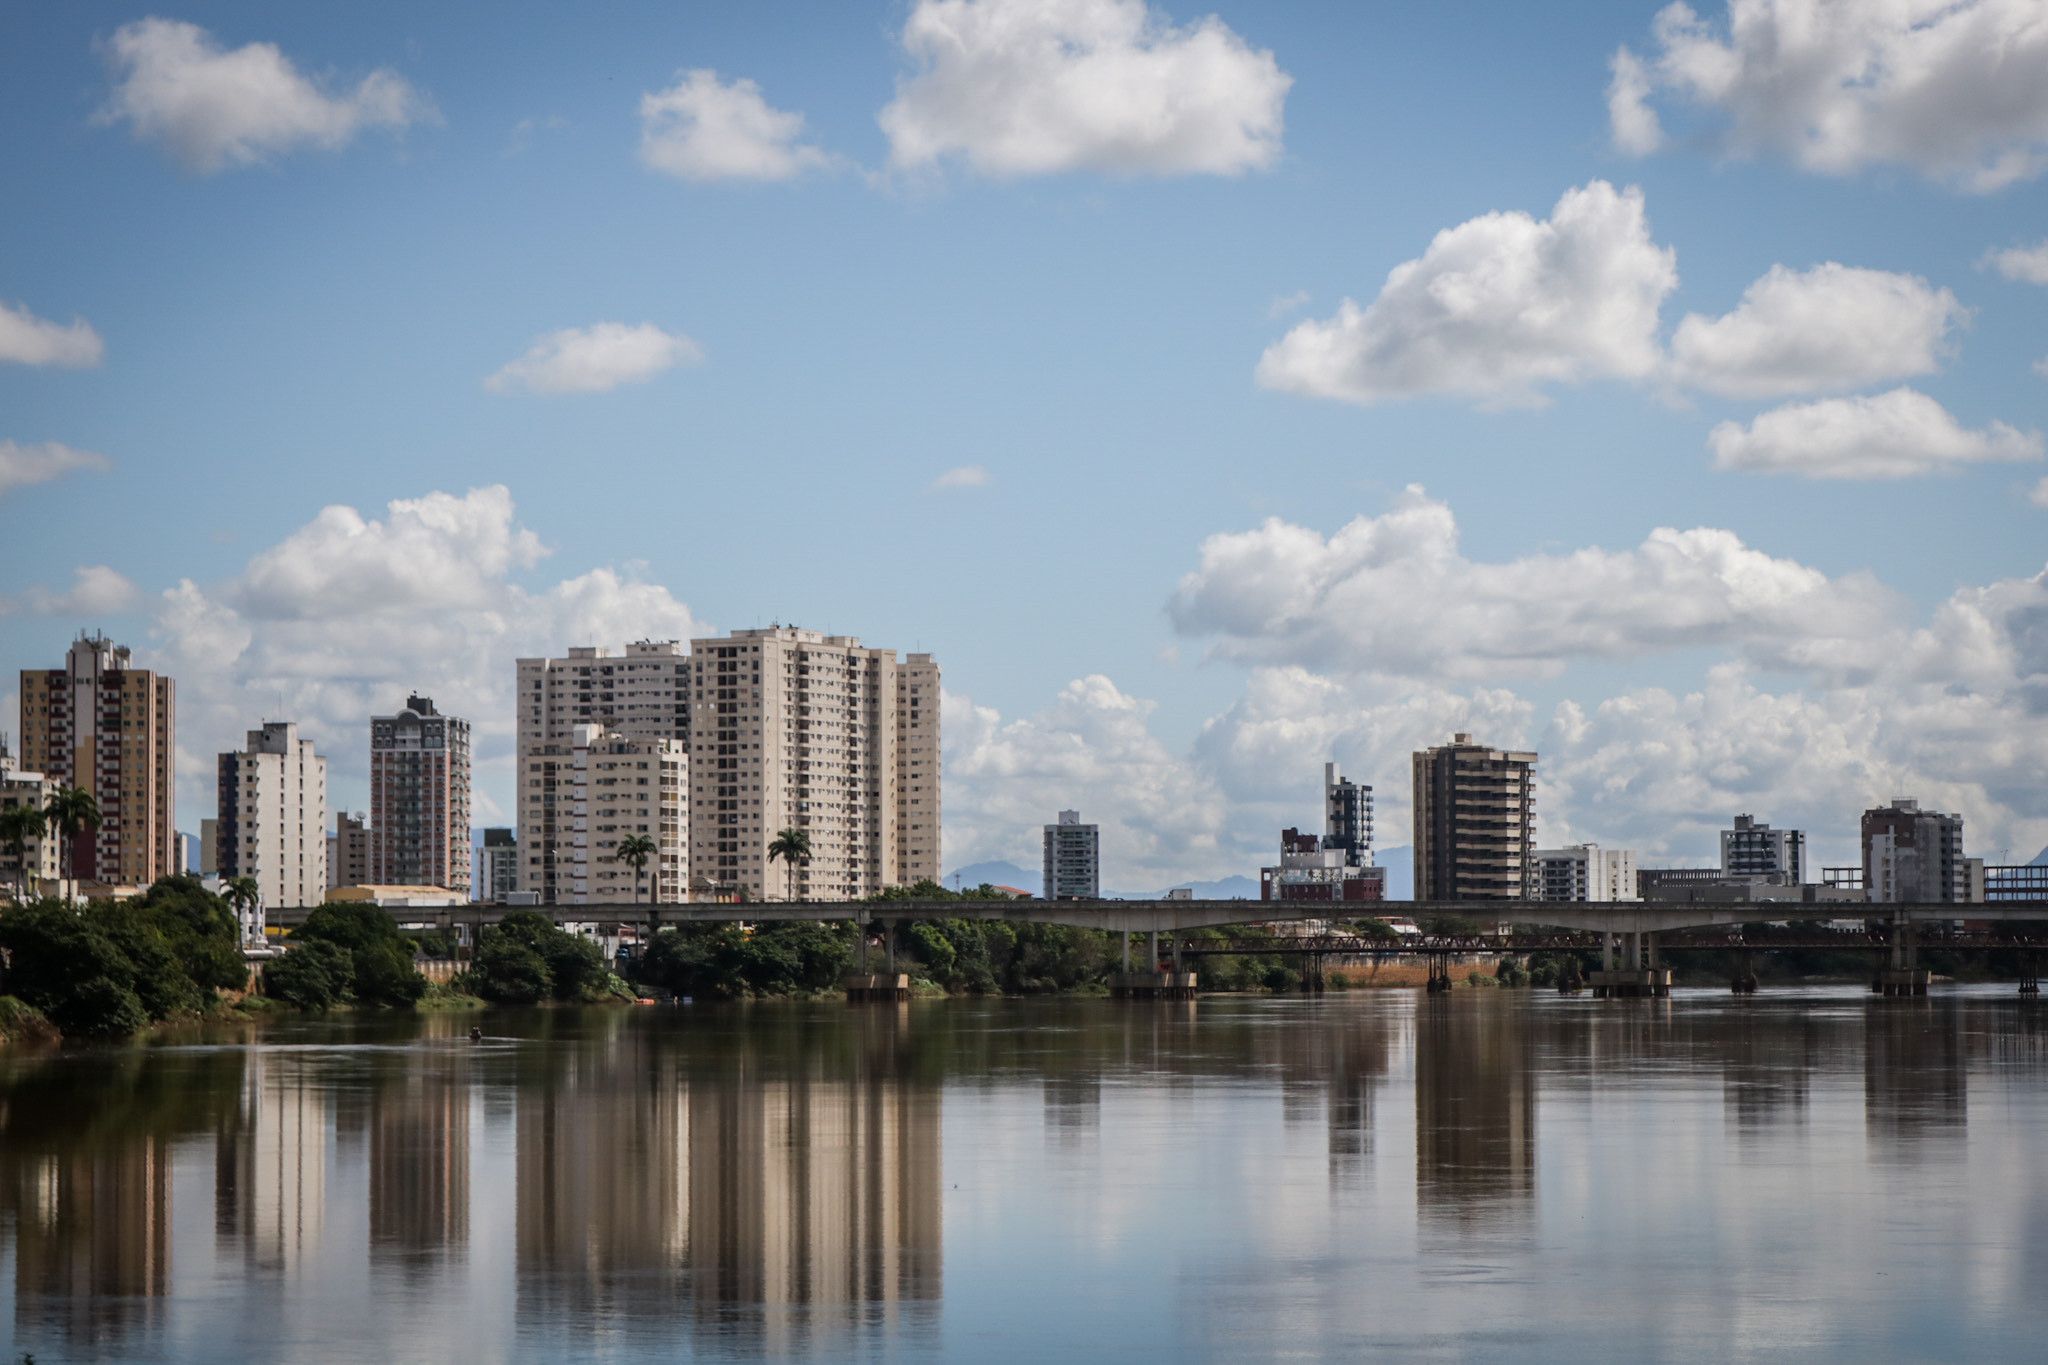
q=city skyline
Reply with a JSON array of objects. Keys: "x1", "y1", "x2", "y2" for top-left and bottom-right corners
[{"x1": 3, "y1": 1, "x2": 2046, "y2": 885}]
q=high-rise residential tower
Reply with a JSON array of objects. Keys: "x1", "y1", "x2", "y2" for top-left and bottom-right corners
[
  {"x1": 546, "y1": 724, "x2": 686, "y2": 904},
  {"x1": 515, "y1": 641, "x2": 691, "y2": 903},
  {"x1": 369, "y1": 695, "x2": 471, "y2": 896},
  {"x1": 1862, "y1": 799, "x2": 1966, "y2": 903},
  {"x1": 1411, "y1": 733, "x2": 1537, "y2": 901},
  {"x1": 687, "y1": 627, "x2": 939, "y2": 900},
  {"x1": 1043, "y1": 810, "x2": 1100, "y2": 900},
  {"x1": 216, "y1": 722, "x2": 328, "y2": 925},
  {"x1": 17, "y1": 632, "x2": 176, "y2": 886},
  {"x1": 1323, "y1": 762, "x2": 1374, "y2": 867}
]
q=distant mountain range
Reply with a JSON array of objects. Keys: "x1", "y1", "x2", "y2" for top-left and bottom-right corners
[{"x1": 945, "y1": 846, "x2": 1418, "y2": 902}]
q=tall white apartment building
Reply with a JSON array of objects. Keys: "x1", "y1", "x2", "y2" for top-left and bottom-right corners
[
  {"x1": 688, "y1": 627, "x2": 939, "y2": 900},
  {"x1": 1043, "y1": 810, "x2": 1100, "y2": 899},
  {"x1": 1531, "y1": 844, "x2": 1639, "y2": 902},
  {"x1": 0, "y1": 738, "x2": 59, "y2": 894},
  {"x1": 549, "y1": 724, "x2": 686, "y2": 903},
  {"x1": 1721, "y1": 814, "x2": 1805, "y2": 883},
  {"x1": 217, "y1": 722, "x2": 328, "y2": 929},
  {"x1": 515, "y1": 641, "x2": 691, "y2": 903}
]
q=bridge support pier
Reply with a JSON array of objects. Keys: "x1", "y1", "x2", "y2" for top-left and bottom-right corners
[
  {"x1": 1425, "y1": 953, "x2": 1453, "y2": 993},
  {"x1": 1122, "y1": 930, "x2": 1131, "y2": 972},
  {"x1": 1877, "y1": 916, "x2": 1927, "y2": 996},
  {"x1": 1111, "y1": 971, "x2": 1198, "y2": 999},
  {"x1": 2020, "y1": 953, "x2": 2040, "y2": 997},
  {"x1": 1732, "y1": 949, "x2": 1758, "y2": 994}
]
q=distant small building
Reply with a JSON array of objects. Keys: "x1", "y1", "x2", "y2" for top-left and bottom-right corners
[
  {"x1": 1531, "y1": 844, "x2": 1638, "y2": 902},
  {"x1": 1261, "y1": 828, "x2": 1386, "y2": 903},
  {"x1": 328, "y1": 812, "x2": 369, "y2": 889},
  {"x1": 478, "y1": 827, "x2": 519, "y2": 902},
  {"x1": 1043, "y1": 810, "x2": 1100, "y2": 900},
  {"x1": 1722, "y1": 814, "x2": 1804, "y2": 883},
  {"x1": 325, "y1": 884, "x2": 465, "y2": 909}
]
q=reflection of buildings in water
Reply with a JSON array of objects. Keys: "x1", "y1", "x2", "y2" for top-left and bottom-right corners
[
  {"x1": 216, "y1": 1054, "x2": 327, "y2": 1274},
  {"x1": 1864, "y1": 1003, "x2": 1967, "y2": 1154},
  {"x1": 2, "y1": 1137, "x2": 170, "y2": 1347},
  {"x1": 516, "y1": 1058, "x2": 941, "y2": 1339},
  {"x1": 369, "y1": 1060, "x2": 470, "y2": 1259},
  {"x1": 1720, "y1": 1014, "x2": 1814, "y2": 1135},
  {"x1": 1414, "y1": 999, "x2": 1536, "y2": 1236},
  {"x1": 1042, "y1": 1075, "x2": 1101, "y2": 1148}
]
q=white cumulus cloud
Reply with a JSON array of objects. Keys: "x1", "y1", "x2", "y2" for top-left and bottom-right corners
[
  {"x1": 1167, "y1": 485, "x2": 1898, "y2": 682},
  {"x1": 639, "y1": 69, "x2": 830, "y2": 182},
  {"x1": 1708, "y1": 388, "x2": 2045, "y2": 479},
  {"x1": 1255, "y1": 181, "x2": 1677, "y2": 407},
  {"x1": 0, "y1": 440, "x2": 111, "y2": 498},
  {"x1": 97, "y1": 17, "x2": 433, "y2": 173},
  {"x1": 932, "y1": 465, "x2": 991, "y2": 489},
  {"x1": 1671, "y1": 263, "x2": 1965, "y2": 398},
  {"x1": 1611, "y1": 0, "x2": 2048, "y2": 191},
  {"x1": 485, "y1": 322, "x2": 702, "y2": 395},
  {"x1": 879, "y1": 0, "x2": 1291, "y2": 178},
  {"x1": 139, "y1": 486, "x2": 707, "y2": 823},
  {"x1": 0, "y1": 301, "x2": 105, "y2": 368},
  {"x1": 0, "y1": 565, "x2": 141, "y2": 619},
  {"x1": 2031, "y1": 476, "x2": 2048, "y2": 507},
  {"x1": 1606, "y1": 46, "x2": 1664, "y2": 155},
  {"x1": 1984, "y1": 239, "x2": 2048, "y2": 285},
  {"x1": 943, "y1": 675, "x2": 1229, "y2": 883}
]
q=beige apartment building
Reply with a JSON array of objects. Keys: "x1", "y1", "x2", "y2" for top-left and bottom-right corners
[
  {"x1": 1412, "y1": 733, "x2": 1537, "y2": 901},
  {"x1": 515, "y1": 640, "x2": 692, "y2": 903},
  {"x1": 546, "y1": 725, "x2": 686, "y2": 903},
  {"x1": 327, "y1": 811, "x2": 370, "y2": 889},
  {"x1": 216, "y1": 722, "x2": 328, "y2": 922},
  {"x1": 690, "y1": 627, "x2": 939, "y2": 900},
  {"x1": 17, "y1": 632, "x2": 176, "y2": 886}
]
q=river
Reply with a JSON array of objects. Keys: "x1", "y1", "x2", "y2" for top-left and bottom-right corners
[{"x1": 1, "y1": 988, "x2": 2044, "y2": 1362}]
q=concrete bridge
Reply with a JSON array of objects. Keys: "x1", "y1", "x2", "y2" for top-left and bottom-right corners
[{"x1": 267, "y1": 896, "x2": 2048, "y2": 937}]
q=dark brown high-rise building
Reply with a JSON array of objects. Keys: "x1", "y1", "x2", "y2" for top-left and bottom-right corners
[
  {"x1": 369, "y1": 695, "x2": 471, "y2": 895},
  {"x1": 1411, "y1": 733, "x2": 1536, "y2": 901}
]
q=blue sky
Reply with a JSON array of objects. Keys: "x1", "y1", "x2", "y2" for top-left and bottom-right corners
[{"x1": 3, "y1": 0, "x2": 2046, "y2": 883}]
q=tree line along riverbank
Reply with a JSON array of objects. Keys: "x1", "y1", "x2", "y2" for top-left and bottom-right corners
[{"x1": 3, "y1": 877, "x2": 2040, "y2": 1041}]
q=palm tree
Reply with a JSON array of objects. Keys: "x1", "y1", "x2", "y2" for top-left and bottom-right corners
[
  {"x1": 767, "y1": 827, "x2": 811, "y2": 903},
  {"x1": 0, "y1": 803, "x2": 47, "y2": 901},
  {"x1": 224, "y1": 876, "x2": 261, "y2": 945},
  {"x1": 43, "y1": 786, "x2": 100, "y2": 900},
  {"x1": 616, "y1": 834, "x2": 657, "y2": 903}
]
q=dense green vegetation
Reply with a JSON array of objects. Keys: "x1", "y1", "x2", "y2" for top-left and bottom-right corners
[
  {"x1": 265, "y1": 901, "x2": 431, "y2": 1010},
  {"x1": 457, "y1": 910, "x2": 633, "y2": 1004},
  {"x1": 0, "y1": 877, "x2": 247, "y2": 1038}
]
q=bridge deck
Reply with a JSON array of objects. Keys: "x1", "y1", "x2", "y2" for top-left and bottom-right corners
[{"x1": 266, "y1": 897, "x2": 2048, "y2": 936}]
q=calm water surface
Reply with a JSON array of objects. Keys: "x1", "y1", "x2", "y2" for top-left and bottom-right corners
[{"x1": 2, "y1": 988, "x2": 2046, "y2": 1363}]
